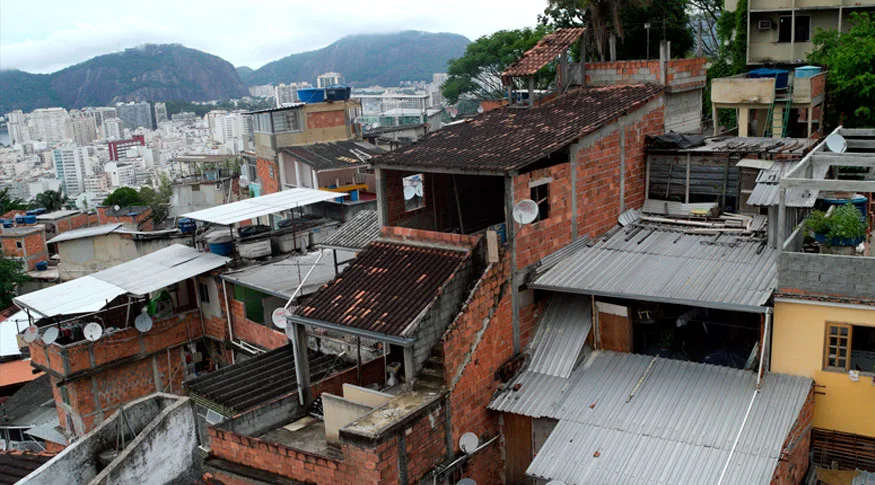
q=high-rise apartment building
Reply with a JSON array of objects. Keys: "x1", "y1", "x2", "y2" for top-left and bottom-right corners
[
  {"x1": 104, "y1": 162, "x2": 138, "y2": 188},
  {"x1": 64, "y1": 112, "x2": 99, "y2": 147},
  {"x1": 274, "y1": 82, "x2": 311, "y2": 107},
  {"x1": 727, "y1": 0, "x2": 875, "y2": 65},
  {"x1": 154, "y1": 102, "x2": 168, "y2": 125},
  {"x1": 6, "y1": 110, "x2": 30, "y2": 145},
  {"x1": 31, "y1": 108, "x2": 70, "y2": 144},
  {"x1": 116, "y1": 102, "x2": 153, "y2": 130},
  {"x1": 249, "y1": 85, "x2": 274, "y2": 98},
  {"x1": 212, "y1": 112, "x2": 253, "y2": 153},
  {"x1": 103, "y1": 118, "x2": 124, "y2": 140},
  {"x1": 52, "y1": 146, "x2": 92, "y2": 197},
  {"x1": 316, "y1": 72, "x2": 343, "y2": 88}
]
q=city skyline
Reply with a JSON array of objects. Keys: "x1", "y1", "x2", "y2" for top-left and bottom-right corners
[{"x1": 0, "y1": 0, "x2": 547, "y2": 74}]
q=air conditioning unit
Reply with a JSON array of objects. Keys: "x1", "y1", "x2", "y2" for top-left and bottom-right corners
[{"x1": 758, "y1": 19, "x2": 773, "y2": 30}]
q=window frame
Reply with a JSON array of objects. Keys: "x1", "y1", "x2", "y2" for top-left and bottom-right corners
[
  {"x1": 530, "y1": 183, "x2": 551, "y2": 222},
  {"x1": 198, "y1": 281, "x2": 210, "y2": 304},
  {"x1": 778, "y1": 15, "x2": 811, "y2": 43},
  {"x1": 402, "y1": 173, "x2": 426, "y2": 212},
  {"x1": 823, "y1": 322, "x2": 853, "y2": 371}
]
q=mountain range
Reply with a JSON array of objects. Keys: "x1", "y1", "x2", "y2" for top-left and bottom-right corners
[{"x1": 0, "y1": 31, "x2": 470, "y2": 114}]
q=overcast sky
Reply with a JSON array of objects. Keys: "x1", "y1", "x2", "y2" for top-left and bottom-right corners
[{"x1": 1, "y1": 0, "x2": 548, "y2": 73}]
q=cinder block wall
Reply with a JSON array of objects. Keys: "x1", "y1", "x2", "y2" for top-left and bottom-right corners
[{"x1": 779, "y1": 252, "x2": 875, "y2": 301}]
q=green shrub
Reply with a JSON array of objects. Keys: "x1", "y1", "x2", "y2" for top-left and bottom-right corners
[{"x1": 804, "y1": 203, "x2": 867, "y2": 242}]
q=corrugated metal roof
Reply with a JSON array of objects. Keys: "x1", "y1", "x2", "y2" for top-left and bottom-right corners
[
  {"x1": 91, "y1": 244, "x2": 229, "y2": 296},
  {"x1": 528, "y1": 295, "x2": 591, "y2": 377},
  {"x1": 747, "y1": 160, "x2": 829, "y2": 207},
  {"x1": 15, "y1": 245, "x2": 229, "y2": 317},
  {"x1": 221, "y1": 250, "x2": 346, "y2": 299},
  {"x1": 642, "y1": 199, "x2": 718, "y2": 217},
  {"x1": 524, "y1": 351, "x2": 813, "y2": 485},
  {"x1": 35, "y1": 209, "x2": 80, "y2": 220},
  {"x1": 0, "y1": 311, "x2": 32, "y2": 357},
  {"x1": 281, "y1": 141, "x2": 383, "y2": 171},
  {"x1": 181, "y1": 188, "x2": 345, "y2": 225},
  {"x1": 503, "y1": 28, "x2": 586, "y2": 78},
  {"x1": 318, "y1": 210, "x2": 380, "y2": 251},
  {"x1": 489, "y1": 366, "x2": 586, "y2": 418},
  {"x1": 532, "y1": 225, "x2": 777, "y2": 312},
  {"x1": 46, "y1": 223, "x2": 123, "y2": 244}
]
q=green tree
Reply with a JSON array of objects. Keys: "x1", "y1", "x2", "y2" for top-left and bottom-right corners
[
  {"x1": 0, "y1": 252, "x2": 29, "y2": 309},
  {"x1": 31, "y1": 190, "x2": 68, "y2": 212},
  {"x1": 705, "y1": 0, "x2": 748, "y2": 125},
  {"x1": 442, "y1": 26, "x2": 553, "y2": 104},
  {"x1": 809, "y1": 12, "x2": 875, "y2": 127},
  {"x1": 139, "y1": 175, "x2": 173, "y2": 225},
  {"x1": 541, "y1": 0, "x2": 693, "y2": 60},
  {"x1": 103, "y1": 187, "x2": 143, "y2": 208},
  {"x1": 0, "y1": 187, "x2": 28, "y2": 215}
]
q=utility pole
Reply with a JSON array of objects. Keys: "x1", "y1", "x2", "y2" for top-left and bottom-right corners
[
  {"x1": 645, "y1": 23, "x2": 652, "y2": 60},
  {"x1": 697, "y1": 20, "x2": 703, "y2": 57}
]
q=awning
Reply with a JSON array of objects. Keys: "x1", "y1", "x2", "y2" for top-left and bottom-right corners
[
  {"x1": 181, "y1": 188, "x2": 346, "y2": 225},
  {"x1": 532, "y1": 224, "x2": 777, "y2": 313},
  {"x1": 15, "y1": 245, "x2": 230, "y2": 317}
]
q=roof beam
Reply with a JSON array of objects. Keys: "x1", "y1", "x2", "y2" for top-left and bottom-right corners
[
  {"x1": 839, "y1": 128, "x2": 875, "y2": 137},
  {"x1": 781, "y1": 178, "x2": 875, "y2": 191},
  {"x1": 812, "y1": 153, "x2": 875, "y2": 168}
]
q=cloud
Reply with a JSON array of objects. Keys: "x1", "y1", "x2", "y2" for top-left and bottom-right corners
[{"x1": 1, "y1": 0, "x2": 548, "y2": 73}]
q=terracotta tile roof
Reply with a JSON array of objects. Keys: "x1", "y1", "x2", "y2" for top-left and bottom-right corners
[
  {"x1": 0, "y1": 451, "x2": 54, "y2": 485},
  {"x1": 294, "y1": 241, "x2": 469, "y2": 338},
  {"x1": 0, "y1": 360, "x2": 41, "y2": 389},
  {"x1": 370, "y1": 84, "x2": 663, "y2": 174},
  {"x1": 502, "y1": 28, "x2": 586, "y2": 79}
]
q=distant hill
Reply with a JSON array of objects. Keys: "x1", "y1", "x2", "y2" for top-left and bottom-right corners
[
  {"x1": 0, "y1": 44, "x2": 248, "y2": 113},
  {"x1": 236, "y1": 66, "x2": 255, "y2": 85},
  {"x1": 245, "y1": 31, "x2": 470, "y2": 87}
]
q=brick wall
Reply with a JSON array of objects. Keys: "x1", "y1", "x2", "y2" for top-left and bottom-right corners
[
  {"x1": 514, "y1": 163, "x2": 574, "y2": 269},
  {"x1": 229, "y1": 299, "x2": 287, "y2": 350},
  {"x1": 97, "y1": 207, "x2": 153, "y2": 231},
  {"x1": 381, "y1": 226, "x2": 481, "y2": 249},
  {"x1": 584, "y1": 58, "x2": 707, "y2": 92},
  {"x1": 576, "y1": 103, "x2": 664, "y2": 239},
  {"x1": 771, "y1": 384, "x2": 815, "y2": 485},
  {"x1": 54, "y1": 213, "x2": 88, "y2": 235},
  {"x1": 0, "y1": 229, "x2": 48, "y2": 270},
  {"x1": 778, "y1": 252, "x2": 875, "y2": 301},
  {"x1": 256, "y1": 158, "x2": 280, "y2": 195},
  {"x1": 307, "y1": 110, "x2": 346, "y2": 130}
]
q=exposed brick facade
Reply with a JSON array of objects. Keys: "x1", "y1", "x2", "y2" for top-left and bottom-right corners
[
  {"x1": 229, "y1": 299, "x2": 287, "y2": 350},
  {"x1": 307, "y1": 110, "x2": 346, "y2": 130},
  {"x1": 584, "y1": 58, "x2": 707, "y2": 92},
  {"x1": 0, "y1": 227, "x2": 48, "y2": 270},
  {"x1": 96, "y1": 206, "x2": 154, "y2": 231},
  {"x1": 48, "y1": 213, "x2": 88, "y2": 235},
  {"x1": 256, "y1": 158, "x2": 280, "y2": 195},
  {"x1": 771, "y1": 385, "x2": 815, "y2": 484}
]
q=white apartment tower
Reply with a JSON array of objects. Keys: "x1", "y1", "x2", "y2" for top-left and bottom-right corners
[
  {"x1": 154, "y1": 102, "x2": 168, "y2": 125},
  {"x1": 52, "y1": 145, "x2": 92, "y2": 197},
  {"x1": 103, "y1": 118, "x2": 124, "y2": 140},
  {"x1": 65, "y1": 113, "x2": 99, "y2": 146},
  {"x1": 31, "y1": 108, "x2": 70, "y2": 144},
  {"x1": 6, "y1": 110, "x2": 30, "y2": 145},
  {"x1": 316, "y1": 72, "x2": 343, "y2": 88}
]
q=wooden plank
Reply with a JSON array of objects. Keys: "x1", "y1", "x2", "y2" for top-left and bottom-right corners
[
  {"x1": 597, "y1": 309, "x2": 633, "y2": 352},
  {"x1": 487, "y1": 230, "x2": 499, "y2": 263},
  {"x1": 504, "y1": 413, "x2": 534, "y2": 485}
]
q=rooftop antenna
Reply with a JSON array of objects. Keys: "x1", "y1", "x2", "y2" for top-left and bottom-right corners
[
  {"x1": 84, "y1": 322, "x2": 104, "y2": 342},
  {"x1": 41, "y1": 327, "x2": 59, "y2": 345},
  {"x1": 512, "y1": 199, "x2": 539, "y2": 225},
  {"x1": 134, "y1": 309, "x2": 153, "y2": 333}
]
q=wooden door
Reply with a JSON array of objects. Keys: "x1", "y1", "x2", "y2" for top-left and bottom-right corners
[{"x1": 596, "y1": 302, "x2": 633, "y2": 352}]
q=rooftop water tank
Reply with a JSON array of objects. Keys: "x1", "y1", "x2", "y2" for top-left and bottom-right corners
[
  {"x1": 297, "y1": 87, "x2": 325, "y2": 103},
  {"x1": 35, "y1": 261, "x2": 48, "y2": 271},
  {"x1": 24, "y1": 215, "x2": 37, "y2": 225},
  {"x1": 325, "y1": 84, "x2": 352, "y2": 101},
  {"x1": 748, "y1": 68, "x2": 790, "y2": 89},
  {"x1": 795, "y1": 66, "x2": 822, "y2": 78}
]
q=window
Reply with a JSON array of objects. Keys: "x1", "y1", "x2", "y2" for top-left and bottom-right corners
[
  {"x1": 824, "y1": 323, "x2": 851, "y2": 370},
  {"x1": 233, "y1": 285, "x2": 267, "y2": 325},
  {"x1": 271, "y1": 109, "x2": 300, "y2": 133},
  {"x1": 191, "y1": 184, "x2": 200, "y2": 192},
  {"x1": 779, "y1": 16, "x2": 811, "y2": 43},
  {"x1": 268, "y1": 164, "x2": 275, "y2": 180},
  {"x1": 530, "y1": 183, "x2": 550, "y2": 221},
  {"x1": 198, "y1": 282, "x2": 210, "y2": 304},
  {"x1": 403, "y1": 174, "x2": 425, "y2": 211},
  {"x1": 15, "y1": 241, "x2": 22, "y2": 249},
  {"x1": 254, "y1": 113, "x2": 272, "y2": 133}
]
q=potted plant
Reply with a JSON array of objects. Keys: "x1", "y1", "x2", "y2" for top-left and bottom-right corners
[{"x1": 804, "y1": 203, "x2": 868, "y2": 247}]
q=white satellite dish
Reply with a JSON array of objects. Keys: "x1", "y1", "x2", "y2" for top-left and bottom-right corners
[
  {"x1": 272, "y1": 307, "x2": 290, "y2": 329},
  {"x1": 414, "y1": 183, "x2": 423, "y2": 197},
  {"x1": 41, "y1": 327, "x2": 59, "y2": 345},
  {"x1": 459, "y1": 432, "x2": 479, "y2": 454},
  {"x1": 134, "y1": 311, "x2": 154, "y2": 333},
  {"x1": 113, "y1": 205, "x2": 121, "y2": 212},
  {"x1": 84, "y1": 322, "x2": 104, "y2": 342},
  {"x1": 403, "y1": 185, "x2": 416, "y2": 201},
  {"x1": 512, "y1": 199, "x2": 539, "y2": 225},
  {"x1": 458, "y1": 479, "x2": 477, "y2": 485},
  {"x1": 23, "y1": 325, "x2": 40, "y2": 343},
  {"x1": 477, "y1": 105, "x2": 484, "y2": 114},
  {"x1": 826, "y1": 133, "x2": 847, "y2": 153},
  {"x1": 284, "y1": 319, "x2": 296, "y2": 340}
]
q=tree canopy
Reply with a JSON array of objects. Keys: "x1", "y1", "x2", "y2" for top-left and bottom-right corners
[
  {"x1": 442, "y1": 26, "x2": 553, "y2": 104},
  {"x1": 809, "y1": 12, "x2": 875, "y2": 127},
  {"x1": 0, "y1": 188, "x2": 27, "y2": 215},
  {"x1": 32, "y1": 190, "x2": 68, "y2": 212},
  {"x1": 0, "y1": 252, "x2": 29, "y2": 309},
  {"x1": 102, "y1": 182, "x2": 173, "y2": 225},
  {"x1": 103, "y1": 187, "x2": 143, "y2": 208}
]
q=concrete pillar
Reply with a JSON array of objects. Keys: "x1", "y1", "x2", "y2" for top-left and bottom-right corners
[
  {"x1": 738, "y1": 108, "x2": 750, "y2": 137},
  {"x1": 403, "y1": 346, "x2": 416, "y2": 390},
  {"x1": 712, "y1": 105, "x2": 720, "y2": 136},
  {"x1": 375, "y1": 167, "x2": 387, "y2": 227},
  {"x1": 290, "y1": 322, "x2": 312, "y2": 406},
  {"x1": 807, "y1": 107, "x2": 814, "y2": 137}
]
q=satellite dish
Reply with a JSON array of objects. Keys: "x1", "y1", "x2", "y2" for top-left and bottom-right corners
[
  {"x1": 23, "y1": 325, "x2": 40, "y2": 343},
  {"x1": 134, "y1": 311, "x2": 154, "y2": 333},
  {"x1": 272, "y1": 307, "x2": 290, "y2": 329},
  {"x1": 113, "y1": 205, "x2": 121, "y2": 212},
  {"x1": 41, "y1": 327, "x2": 59, "y2": 345},
  {"x1": 459, "y1": 432, "x2": 479, "y2": 454},
  {"x1": 512, "y1": 199, "x2": 539, "y2": 225},
  {"x1": 84, "y1": 322, "x2": 104, "y2": 342},
  {"x1": 414, "y1": 184, "x2": 423, "y2": 197},
  {"x1": 284, "y1": 319, "x2": 296, "y2": 340},
  {"x1": 458, "y1": 480, "x2": 477, "y2": 485},
  {"x1": 477, "y1": 105, "x2": 484, "y2": 114},
  {"x1": 403, "y1": 185, "x2": 416, "y2": 201},
  {"x1": 826, "y1": 133, "x2": 847, "y2": 153}
]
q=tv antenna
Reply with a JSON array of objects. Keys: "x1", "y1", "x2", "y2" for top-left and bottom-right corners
[
  {"x1": 826, "y1": 133, "x2": 847, "y2": 153},
  {"x1": 84, "y1": 322, "x2": 104, "y2": 342}
]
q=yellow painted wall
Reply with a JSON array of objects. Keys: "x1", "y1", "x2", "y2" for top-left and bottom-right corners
[{"x1": 773, "y1": 300, "x2": 875, "y2": 437}]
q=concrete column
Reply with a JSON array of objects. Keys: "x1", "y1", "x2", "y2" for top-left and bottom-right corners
[
  {"x1": 403, "y1": 346, "x2": 416, "y2": 390},
  {"x1": 712, "y1": 105, "x2": 720, "y2": 136},
  {"x1": 375, "y1": 167, "x2": 387, "y2": 227},
  {"x1": 291, "y1": 322, "x2": 312, "y2": 406},
  {"x1": 738, "y1": 108, "x2": 750, "y2": 137},
  {"x1": 807, "y1": 107, "x2": 814, "y2": 137}
]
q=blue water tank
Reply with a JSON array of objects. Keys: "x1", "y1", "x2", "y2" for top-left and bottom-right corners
[
  {"x1": 0, "y1": 220, "x2": 11, "y2": 228},
  {"x1": 26, "y1": 210, "x2": 39, "y2": 216},
  {"x1": 35, "y1": 261, "x2": 48, "y2": 271},
  {"x1": 297, "y1": 87, "x2": 325, "y2": 103},
  {"x1": 795, "y1": 66, "x2": 822, "y2": 78},
  {"x1": 821, "y1": 196, "x2": 868, "y2": 223},
  {"x1": 24, "y1": 215, "x2": 37, "y2": 225},
  {"x1": 209, "y1": 241, "x2": 234, "y2": 256},
  {"x1": 748, "y1": 68, "x2": 790, "y2": 89},
  {"x1": 178, "y1": 217, "x2": 196, "y2": 234},
  {"x1": 325, "y1": 84, "x2": 352, "y2": 101},
  {"x1": 14, "y1": 215, "x2": 26, "y2": 224}
]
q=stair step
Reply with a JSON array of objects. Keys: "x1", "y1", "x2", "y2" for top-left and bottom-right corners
[{"x1": 420, "y1": 367, "x2": 444, "y2": 379}]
